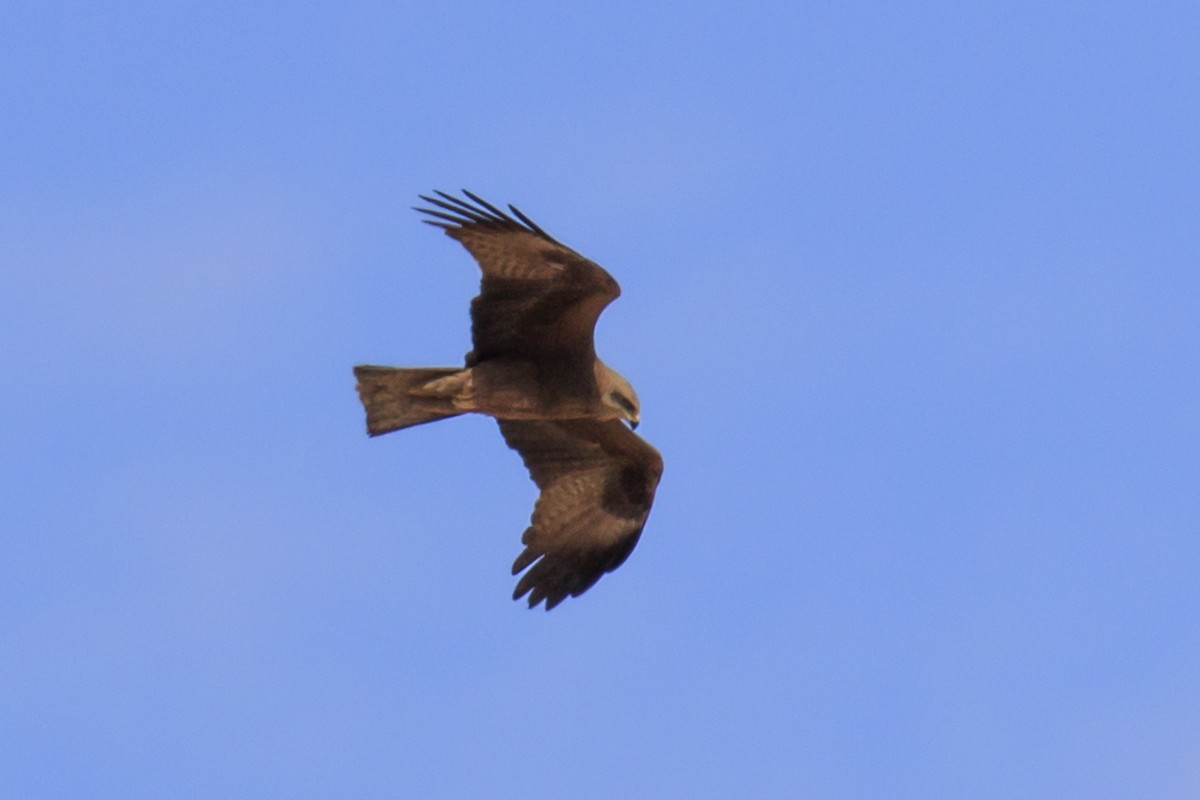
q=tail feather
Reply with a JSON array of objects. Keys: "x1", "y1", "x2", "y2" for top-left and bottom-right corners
[{"x1": 353, "y1": 365, "x2": 465, "y2": 436}]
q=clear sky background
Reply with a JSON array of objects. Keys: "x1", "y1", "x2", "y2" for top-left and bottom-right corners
[{"x1": 3, "y1": 2, "x2": 1199, "y2": 798}]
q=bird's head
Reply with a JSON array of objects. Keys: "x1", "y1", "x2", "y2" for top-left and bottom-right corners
[{"x1": 596, "y1": 360, "x2": 641, "y2": 429}]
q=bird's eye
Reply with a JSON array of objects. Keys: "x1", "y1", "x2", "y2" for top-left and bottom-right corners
[{"x1": 609, "y1": 393, "x2": 636, "y2": 414}]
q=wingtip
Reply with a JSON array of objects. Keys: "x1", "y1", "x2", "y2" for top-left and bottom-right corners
[
  {"x1": 414, "y1": 189, "x2": 562, "y2": 243},
  {"x1": 511, "y1": 572, "x2": 559, "y2": 610},
  {"x1": 512, "y1": 546, "x2": 538, "y2": 575},
  {"x1": 513, "y1": 586, "x2": 544, "y2": 610}
]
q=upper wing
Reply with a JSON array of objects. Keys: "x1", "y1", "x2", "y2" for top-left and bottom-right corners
[
  {"x1": 415, "y1": 190, "x2": 620, "y2": 365},
  {"x1": 497, "y1": 418, "x2": 664, "y2": 610}
]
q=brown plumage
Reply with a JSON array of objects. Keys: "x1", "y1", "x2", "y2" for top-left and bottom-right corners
[{"x1": 354, "y1": 190, "x2": 663, "y2": 610}]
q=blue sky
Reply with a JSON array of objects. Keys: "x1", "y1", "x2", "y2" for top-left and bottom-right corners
[{"x1": 3, "y1": 2, "x2": 1199, "y2": 797}]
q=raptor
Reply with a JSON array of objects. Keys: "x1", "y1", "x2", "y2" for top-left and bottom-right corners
[{"x1": 354, "y1": 191, "x2": 663, "y2": 610}]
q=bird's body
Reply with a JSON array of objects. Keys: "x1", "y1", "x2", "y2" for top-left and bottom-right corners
[{"x1": 354, "y1": 191, "x2": 662, "y2": 610}]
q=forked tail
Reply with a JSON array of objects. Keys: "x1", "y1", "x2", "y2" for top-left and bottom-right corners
[{"x1": 353, "y1": 365, "x2": 466, "y2": 436}]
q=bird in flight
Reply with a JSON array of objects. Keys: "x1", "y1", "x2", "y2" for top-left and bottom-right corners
[{"x1": 354, "y1": 190, "x2": 663, "y2": 610}]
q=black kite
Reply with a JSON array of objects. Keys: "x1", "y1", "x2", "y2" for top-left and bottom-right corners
[{"x1": 354, "y1": 191, "x2": 663, "y2": 610}]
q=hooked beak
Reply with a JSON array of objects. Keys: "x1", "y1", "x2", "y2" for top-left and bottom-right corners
[{"x1": 629, "y1": 420, "x2": 639, "y2": 431}]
